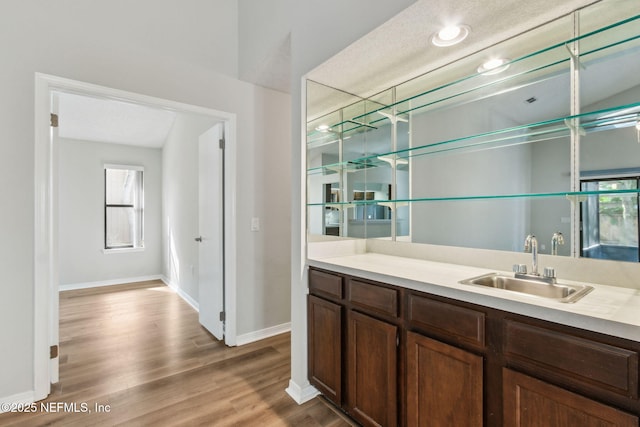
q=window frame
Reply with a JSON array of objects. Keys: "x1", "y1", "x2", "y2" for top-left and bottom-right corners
[
  {"x1": 580, "y1": 171, "x2": 640, "y2": 262},
  {"x1": 104, "y1": 164, "x2": 145, "y2": 252}
]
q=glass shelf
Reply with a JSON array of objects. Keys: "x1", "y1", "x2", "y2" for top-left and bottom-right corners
[
  {"x1": 307, "y1": 188, "x2": 640, "y2": 207},
  {"x1": 578, "y1": 14, "x2": 640, "y2": 59},
  {"x1": 306, "y1": 14, "x2": 640, "y2": 144},
  {"x1": 307, "y1": 102, "x2": 640, "y2": 176}
]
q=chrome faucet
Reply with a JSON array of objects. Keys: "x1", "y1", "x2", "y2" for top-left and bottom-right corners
[
  {"x1": 551, "y1": 232, "x2": 565, "y2": 256},
  {"x1": 524, "y1": 234, "x2": 538, "y2": 276}
]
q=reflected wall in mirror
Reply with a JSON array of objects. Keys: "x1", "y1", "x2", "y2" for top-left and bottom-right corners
[{"x1": 306, "y1": 0, "x2": 640, "y2": 262}]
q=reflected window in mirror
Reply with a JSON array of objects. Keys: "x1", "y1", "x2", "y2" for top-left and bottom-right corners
[{"x1": 580, "y1": 175, "x2": 639, "y2": 262}]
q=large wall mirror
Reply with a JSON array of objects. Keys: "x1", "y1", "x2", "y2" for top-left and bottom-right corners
[{"x1": 306, "y1": 0, "x2": 640, "y2": 263}]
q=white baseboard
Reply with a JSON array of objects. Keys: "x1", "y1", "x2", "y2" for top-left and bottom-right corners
[
  {"x1": 236, "y1": 322, "x2": 291, "y2": 346},
  {"x1": 0, "y1": 390, "x2": 36, "y2": 413},
  {"x1": 161, "y1": 276, "x2": 199, "y2": 312},
  {"x1": 59, "y1": 275, "x2": 163, "y2": 292},
  {"x1": 285, "y1": 379, "x2": 320, "y2": 405}
]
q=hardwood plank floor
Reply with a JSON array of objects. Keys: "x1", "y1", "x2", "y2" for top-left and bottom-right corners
[{"x1": 0, "y1": 281, "x2": 354, "y2": 426}]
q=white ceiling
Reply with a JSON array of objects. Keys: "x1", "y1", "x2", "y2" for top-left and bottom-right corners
[{"x1": 56, "y1": 92, "x2": 177, "y2": 148}]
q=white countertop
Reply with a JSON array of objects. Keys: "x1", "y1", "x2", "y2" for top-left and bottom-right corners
[{"x1": 308, "y1": 252, "x2": 640, "y2": 342}]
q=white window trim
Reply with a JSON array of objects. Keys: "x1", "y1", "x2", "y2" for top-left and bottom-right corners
[
  {"x1": 102, "y1": 247, "x2": 145, "y2": 254},
  {"x1": 104, "y1": 163, "x2": 145, "y2": 172},
  {"x1": 104, "y1": 164, "x2": 145, "y2": 251}
]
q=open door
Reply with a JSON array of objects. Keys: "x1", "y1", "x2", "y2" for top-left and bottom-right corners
[{"x1": 197, "y1": 123, "x2": 225, "y2": 340}]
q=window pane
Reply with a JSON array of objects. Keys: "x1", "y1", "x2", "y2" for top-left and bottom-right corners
[
  {"x1": 106, "y1": 169, "x2": 140, "y2": 205},
  {"x1": 598, "y1": 180, "x2": 638, "y2": 246},
  {"x1": 106, "y1": 206, "x2": 136, "y2": 248},
  {"x1": 581, "y1": 179, "x2": 638, "y2": 262},
  {"x1": 581, "y1": 181, "x2": 600, "y2": 251}
]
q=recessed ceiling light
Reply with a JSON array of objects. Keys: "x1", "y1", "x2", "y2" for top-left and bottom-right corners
[
  {"x1": 315, "y1": 124, "x2": 331, "y2": 132},
  {"x1": 431, "y1": 25, "x2": 470, "y2": 47},
  {"x1": 477, "y1": 58, "x2": 511, "y2": 75}
]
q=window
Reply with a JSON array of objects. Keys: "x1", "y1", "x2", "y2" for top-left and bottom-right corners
[
  {"x1": 581, "y1": 176, "x2": 639, "y2": 262},
  {"x1": 104, "y1": 165, "x2": 144, "y2": 250}
]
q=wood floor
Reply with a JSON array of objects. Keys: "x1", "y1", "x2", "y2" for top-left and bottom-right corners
[{"x1": 0, "y1": 281, "x2": 354, "y2": 426}]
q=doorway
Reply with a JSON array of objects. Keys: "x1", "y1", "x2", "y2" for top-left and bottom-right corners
[{"x1": 34, "y1": 73, "x2": 238, "y2": 401}]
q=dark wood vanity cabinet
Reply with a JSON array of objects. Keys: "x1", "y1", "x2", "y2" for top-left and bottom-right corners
[
  {"x1": 503, "y1": 369, "x2": 638, "y2": 427},
  {"x1": 345, "y1": 278, "x2": 401, "y2": 426},
  {"x1": 406, "y1": 331, "x2": 483, "y2": 426},
  {"x1": 502, "y1": 319, "x2": 639, "y2": 427},
  {"x1": 308, "y1": 295, "x2": 342, "y2": 405},
  {"x1": 405, "y1": 293, "x2": 486, "y2": 426},
  {"x1": 307, "y1": 269, "x2": 344, "y2": 406},
  {"x1": 308, "y1": 268, "x2": 400, "y2": 426},
  {"x1": 307, "y1": 267, "x2": 640, "y2": 427},
  {"x1": 347, "y1": 310, "x2": 398, "y2": 427}
]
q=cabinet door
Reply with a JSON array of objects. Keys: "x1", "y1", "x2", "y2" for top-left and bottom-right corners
[
  {"x1": 406, "y1": 331, "x2": 483, "y2": 427},
  {"x1": 347, "y1": 310, "x2": 398, "y2": 427},
  {"x1": 308, "y1": 295, "x2": 342, "y2": 405},
  {"x1": 503, "y1": 369, "x2": 639, "y2": 427}
]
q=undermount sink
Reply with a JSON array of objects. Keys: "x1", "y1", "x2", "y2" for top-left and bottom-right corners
[{"x1": 459, "y1": 273, "x2": 594, "y2": 303}]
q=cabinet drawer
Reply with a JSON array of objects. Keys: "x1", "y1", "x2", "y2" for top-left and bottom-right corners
[
  {"x1": 408, "y1": 294, "x2": 485, "y2": 349},
  {"x1": 348, "y1": 279, "x2": 398, "y2": 318},
  {"x1": 309, "y1": 269, "x2": 343, "y2": 300},
  {"x1": 505, "y1": 320, "x2": 639, "y2": 398}
]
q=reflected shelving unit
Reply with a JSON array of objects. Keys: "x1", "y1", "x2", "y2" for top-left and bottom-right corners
[{"x1": 306, "y1": 1, "x2": 640, "y2": 257}]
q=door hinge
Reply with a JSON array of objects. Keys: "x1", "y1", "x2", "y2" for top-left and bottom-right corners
[
  {"x1": 50, "y1": 113, "x2": 59, "y2": 128},
  {"x1": 396, "y1": 332, "x2": 400, "y2": 347},
  {"x1": 50, "y1": 345, "x2": 59, "y2": 359},
  {"x1": 219, "y1": 138, "x2": 225, "y2": 149},
  {"x1": 219, "y1": 311, "x2": 226, "y2": 322}
]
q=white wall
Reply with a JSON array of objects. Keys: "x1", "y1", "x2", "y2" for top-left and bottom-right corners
[
  {"x1": 162, "y1": 113, "x2": 220, "y2": 301},
  {"x1": 58, "y1": 139, "x2": 163, "y2": 285},
  {"x1": 238, "y1": 0, "x2": 292, "y2": 92},
  {"x1": 263, "y1": 0, "x2": 420, "y2": 401},
  {"x1": 409, "y1": 101, "x2": 532, "y2": 252},
  {"x1": 530, "y1": 137, "x2": 572, "y2": 256},
  {"x1": 0, "y1": 0, "x2": 293, "y2": 402},
  {"x1": 239, "y1": 88, "x2": 293, "y2": 334}
]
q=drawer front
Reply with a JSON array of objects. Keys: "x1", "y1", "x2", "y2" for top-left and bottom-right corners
[
  {"x1": 408, "y1": 294, "x2": 485, "y2": 349},
  {"x1": 348, "y1": 279, "x2": 398, "y2": 318},
  {"x1": 309, "y1": 269, "x2": 343, "y2": 300},
  {"x1": 505, "y1": 320, "x2": 639, "y2": 397}
]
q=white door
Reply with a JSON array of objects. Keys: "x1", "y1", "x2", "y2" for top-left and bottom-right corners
[{"x1": 198, "y1": 123, "x2": 225, "y2": 340}]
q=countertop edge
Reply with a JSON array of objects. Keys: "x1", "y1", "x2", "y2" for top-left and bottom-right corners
[{"x1": 307, "y1": 258, "x2": 640, "y2": 342}]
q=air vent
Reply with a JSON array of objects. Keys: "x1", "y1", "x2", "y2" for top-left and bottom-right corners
[{"x1": 525, "y1": 97, "x2": 538, "y2": 104}]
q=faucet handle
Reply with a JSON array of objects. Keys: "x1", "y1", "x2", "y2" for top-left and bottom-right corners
[
  {"x1": 543, "y1": 267, "x2": 556, "y2": 279},
  {"x1": 513, "y1": 264, "x2": 527, "y2": 274}
]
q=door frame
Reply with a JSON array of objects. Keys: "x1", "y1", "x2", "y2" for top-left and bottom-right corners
[{"x1": 34, "y1": 73, "x2": 238, "y2": 401}]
